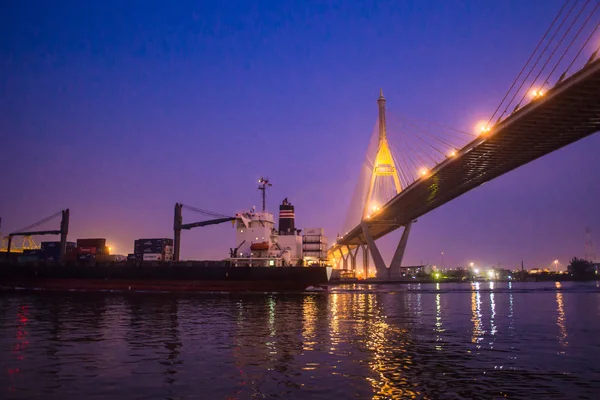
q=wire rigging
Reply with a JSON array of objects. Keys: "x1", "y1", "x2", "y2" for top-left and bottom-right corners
[
  {"x1": 560, "y1": 9, "x2": 600, "y2": 77},
  {"x1": 181, "y1": 204, "x2": 231, "y2": 219},
  {"x1": 508, "y1": 0, "x2": 579, "y2": 109},
  {"x1": 12, "y1": 211, "x2": 63, "y2": 234},
  {"x1": 518, "y1": 0, "x2": 593, "y2": 108},
  {"x1": 487, "y1": 0, "x2": 572, "y2": 126}
]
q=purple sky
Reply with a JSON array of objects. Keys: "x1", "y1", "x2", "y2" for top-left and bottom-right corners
[{"x1": 1, "y1": 0, "x2": 599, "y2": 270}]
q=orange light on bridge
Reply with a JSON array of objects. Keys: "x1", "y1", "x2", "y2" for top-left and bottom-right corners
[
  {"x1": 448, "y1": 150, "x2": 457, "y2": 157},
  {"x1": 530, "y1": 89, "x2": 545, "y2": 98},
  {"x1": 419, "y1": 168, "x2": 429, "y2": 177},
  {"x1": 475, "y1": 121, "x2": 491, "y2": 135}
]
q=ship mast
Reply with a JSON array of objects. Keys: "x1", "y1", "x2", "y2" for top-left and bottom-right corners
[{"x1": 257, "y1": 177, "x2": 272, "y2": 212}]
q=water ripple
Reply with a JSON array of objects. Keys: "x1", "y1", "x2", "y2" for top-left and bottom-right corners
[{"x1": 1, "y1": 282, "x2": 599, "y2": 399}]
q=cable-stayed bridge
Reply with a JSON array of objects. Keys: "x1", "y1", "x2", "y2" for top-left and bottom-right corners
[{"x1": 329, "y1": 1, "x2": 600, "y2": 279}]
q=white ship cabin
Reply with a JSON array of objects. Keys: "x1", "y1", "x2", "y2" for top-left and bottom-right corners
[{"x1": 229, "y1": 205, "x2": 302, "y2": 267}]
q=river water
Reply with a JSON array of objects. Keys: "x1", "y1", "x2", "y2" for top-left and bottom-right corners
[{"x1": 1, "y1": 281, "x2": 599, "y2": 399}]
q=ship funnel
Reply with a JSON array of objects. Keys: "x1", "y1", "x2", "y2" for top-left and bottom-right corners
[{"x1": 278, "y1": 198, "x2": 295, "y2": 235}]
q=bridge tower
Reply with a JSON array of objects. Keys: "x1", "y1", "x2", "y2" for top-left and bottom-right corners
[
  {"x1": 358, "y1": 90, "x2": 413, "y2": 279},
  {"x1": 363, "y1": 89, "x2": 402, "y2": 218}
]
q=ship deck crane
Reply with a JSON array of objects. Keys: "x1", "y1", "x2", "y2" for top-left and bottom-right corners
[
  {"x1": 173, "y1": 203, "x2": 235, "y2": 261},
  {"x1": 3, "y1": 209, "x2": 69, "y2": 263}
]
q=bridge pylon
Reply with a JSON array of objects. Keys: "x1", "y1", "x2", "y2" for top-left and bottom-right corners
[
  {"x1": 360, "y1": 89, "x2": 412, "y2": 279},
  {"x1": 363, "y1": 89, "x2": 402, "y2": 219}
]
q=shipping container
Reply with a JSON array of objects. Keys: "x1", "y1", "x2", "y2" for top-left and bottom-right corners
[
  {"x1": 134, "y1": 245, "x2": 165, "y2": 253},
  {"x1": 44, "y1": 255, "x2": 60, "y2": 262},
  {"x1": 135, "y1": 238, "x2": 173, "y2": 247},
  {"x1": 76, "y1": 238, "x2": 106, "y2": 248},
  {"x1": 78, "y1": 254, "x2": 96, "y2": 261},
  {"x1": 303, "y1": 228, "x2": 324, "y2": 236},
  {"x1": 77, "y1": 246, "x2": 97, "y2": 254},
  {"x1": 96, "y1": 246, "x2": 109, "y2": 255},
  {"x1": 23, "y1": 249, "x2": 42, "y2": 256},
  {"x1": 134, "y1": 247, "x2": 165, "y2": 255},
  {"x1": 142, "y1": 253, "x2": 162, "y2": 261},
  {"x1": 302, "y1": 235, "x2": 327, "y2": 243},
  {"x1": 96, "y1": 254, "x2": 117, "y2": 263},
  {"x1": 303, "y1": 243, "x2": 328, "y2": 251},
  {"x1": 18, "y1": 255, "x2": 39, "y2": 263},
  {"x1": 41, "y1": 241, "x2": 76, "y2": 250}
]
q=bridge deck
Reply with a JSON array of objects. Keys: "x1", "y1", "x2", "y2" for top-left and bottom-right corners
[{"x1": 332, "y1": 58, "x2": 600, "y2": 250}]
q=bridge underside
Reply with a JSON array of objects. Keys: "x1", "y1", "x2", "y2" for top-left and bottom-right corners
[{"x1": 334, "y1": 59, "x2": 600, "y2": 249}]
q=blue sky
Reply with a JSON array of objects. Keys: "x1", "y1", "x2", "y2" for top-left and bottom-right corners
[{"x1": 1, "y1": 0, "x2": 598, "y2": 269}]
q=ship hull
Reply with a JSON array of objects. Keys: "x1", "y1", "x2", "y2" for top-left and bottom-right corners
[{"x1": 0, "y1": 263, "x2": 332, "y2": 292}]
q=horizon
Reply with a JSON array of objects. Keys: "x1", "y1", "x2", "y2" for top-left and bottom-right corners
[{"x1": 1, "y1": 0, "x2": 599, "y2": 271}]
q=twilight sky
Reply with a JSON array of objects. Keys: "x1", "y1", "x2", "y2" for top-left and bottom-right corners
[{"x1": 1, "y1": 0, "x2": 599, "y2": 270}]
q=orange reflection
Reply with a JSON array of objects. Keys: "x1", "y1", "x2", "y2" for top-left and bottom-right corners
[
  {"x1": 435, "y1": 291, "x2": 443, "y2": 351},
  {"x1": 302, "y1": 296, "x2": 318, "y2": 351},
  {"x1": 360, "y1": 292, "x2": 419, "y2": 399},
  {"x1": 555, "y1": 282, "x2": 568, "y2": 348},
  {"x1": 8, "y1": 304, "x2": 29, "y2": 392},
  {"x1": 471, "y1": 282, "x2": 483, "y2": 346}
]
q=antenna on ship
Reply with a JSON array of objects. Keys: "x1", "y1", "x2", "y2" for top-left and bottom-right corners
[{"x1": 257, "y1": 177, "x2": 272, "y2": 212}]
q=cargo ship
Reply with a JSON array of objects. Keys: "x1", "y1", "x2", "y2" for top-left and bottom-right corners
[{"x1": 0, "y1": 180, "x2": 332, "y2": 292}]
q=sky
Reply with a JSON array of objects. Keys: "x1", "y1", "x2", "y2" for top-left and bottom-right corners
[{"x1": 1, "y1": 0, "x2": 599, "y2": 270}]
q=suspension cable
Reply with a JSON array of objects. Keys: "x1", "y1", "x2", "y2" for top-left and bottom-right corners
[
  {"x1": 487, "y1": 0, "x2": 572, "y2": 126},
  {"x1": 518, "y1": 0, "x2": 593, "y2": 107},
  {"x1": 545, "y1": 2, "x2": 599, "y2": 84},
  {"x1": 562, "y1": 14, "x2": 600, "y2": 75},
  {"x1": 389, "y1": 144, "x2": 411, "y2": 187},
  {"x1": 390, "y1": 116, "x2": 465, "y2": 152},
  {"x1": 499, "y1": 0, "x2": 577, "y2": 119},
  {"x1": 388, "y1": 111, "x2": 472, "y2": 143}
]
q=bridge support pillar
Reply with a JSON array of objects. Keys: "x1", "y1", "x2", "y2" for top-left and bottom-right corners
[
  {"x1": 360, "y1": 221, "x2": 414, "y2": 280},
  {"x1": 389, "y1": 221, "x2": 412, "y2": 270},
  {"x1": 361, "y1": 222, "x2": 388, "y2": 279},
  {"x1": 337, "y1": 249, "x2": 349, "y2": 270},
  {"x1": 361, "y1": 244, "x2": 368, "y2": 278},
  {"x1": 346, "y1": 246, "x2": 359, "y2": 273}
]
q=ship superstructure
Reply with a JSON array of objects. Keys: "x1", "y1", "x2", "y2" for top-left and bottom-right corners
[{"x1": 229, "y1": 179, "x2": 326, "y2": 267}]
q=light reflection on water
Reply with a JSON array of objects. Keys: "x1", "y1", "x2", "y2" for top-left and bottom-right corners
[
  {"x1": 471, "y1": 282, "x2": 484, "y2": 346},
  {"x1": 555, "y1": 282, "x2": 568, "y2": 349},
  {"x1": 0, "y1": 281, "x2": 599, "y2": 399}
]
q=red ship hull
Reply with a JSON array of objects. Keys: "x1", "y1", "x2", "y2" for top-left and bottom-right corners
[{"x1": 0, "y1": 262, "x2": 332, "y2": 293}]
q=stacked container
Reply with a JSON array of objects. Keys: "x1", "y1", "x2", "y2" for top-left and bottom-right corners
[
  {"x1": 77, "y1": 238, "x2": 109, "y2": 256},
  {"x1": 302, "y1": 228, "x2": 328, "y2": 263},
  {"x1": 75, "y1": 238, "x2": 108, "y2": 263},
  {"x1": 18, "y1": 249, "x2": 43, "y2": 263},
  {"x1": 133, "y1": 238, "x2": 174, "y2": 262},
  {"x1": 40, "y1": 241, "x2": 76, "y2": 262}
]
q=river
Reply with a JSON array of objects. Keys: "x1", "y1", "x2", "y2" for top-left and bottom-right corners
[{"x1": 1, "y1": 281, "x2": 599, "y2": 399}]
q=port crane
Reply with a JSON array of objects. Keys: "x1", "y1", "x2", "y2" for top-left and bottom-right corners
[
  {"x1": 173, "y1": 203, "x2": 235, "y2": 262},
  {"x1": 2, "y1": 210, "x2": 70, "y2": 262},
  {"x1": 173, "y1": 178, "x2": 274, "y2": 261},
  {"x1": 0, "y1": 235, "x2": 40, "y2": 253}
]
